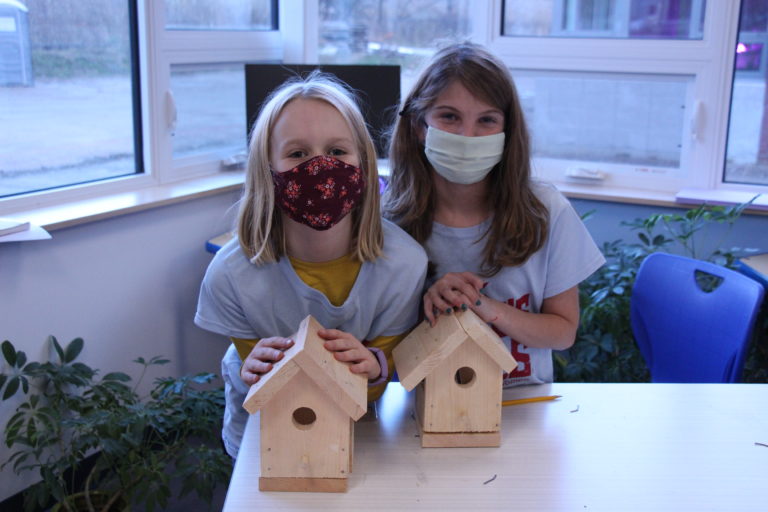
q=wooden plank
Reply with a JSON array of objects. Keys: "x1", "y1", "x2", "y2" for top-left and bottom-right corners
[
  {"x1": 392, "y1": 314, "x2": 468, "y2": 391},
  {"x1": 414, "y1": 390, "x2": 501, "y2": 448},
  {"x1": 456, "y1": 309, "x2": 517, "y2": 373},
  {"x1": 242, "y1": 358, "x2": 301, "y2": 414},
  {"x1": 420, "y1": 430, "x2": 501, "y2": 448},
  {"x1": 421, "y1": 341, "x2": 502, "y2": 433},
  {"x1": 259, "y1": 477, "x2": 347, "y2": 493},
  {"x1": 260, "y1": 371, "x2": 352, "y2": 481},
  {"x1": 296, "y1": 315, "x2": 367, "y2": 420},
  {"x1": 242, "y1": 317, "x2": 310, "y2": 414}
]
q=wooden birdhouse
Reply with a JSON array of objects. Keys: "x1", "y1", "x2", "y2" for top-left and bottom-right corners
[
  {"x1": 242, "y1": 315, "x2": 367, "y2": 492},
  {"x1": 392, "y1": 309, "x2": 517, "y2": 448}
]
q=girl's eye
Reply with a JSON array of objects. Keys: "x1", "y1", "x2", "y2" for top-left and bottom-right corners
[
  {"x1": 480, "y1": 116, "x2": 502, "y2": 125},
  {"x1": 329, "y1": 148, "x2": 347, "y2": 156},
  {"x1": 439, "y1": 113, "x2": 458, "y2": 122},
  {"x1": 287, "y1": 150, "x2": 306, "y2": 159}
]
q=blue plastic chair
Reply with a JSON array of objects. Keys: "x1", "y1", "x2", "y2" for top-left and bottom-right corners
[{"x1": 630, "y1": 252, "x2": 765, "y2": 383}]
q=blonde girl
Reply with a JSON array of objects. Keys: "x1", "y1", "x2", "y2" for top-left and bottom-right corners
[{"x1": 196, "y1": 72, "x2": 427, "y2": 457}]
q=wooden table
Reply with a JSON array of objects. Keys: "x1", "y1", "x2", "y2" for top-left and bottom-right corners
[{"x1": 223, "y1": 382, "x2": 768, "y2": 511}]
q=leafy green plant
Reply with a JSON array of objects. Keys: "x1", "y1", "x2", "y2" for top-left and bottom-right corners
[
  {"x1": 556, "y1": 201, "x2": 765, "y2": 383},
  {"x1": 1, "y1": 336, "x2": 232, "y2": 512}
]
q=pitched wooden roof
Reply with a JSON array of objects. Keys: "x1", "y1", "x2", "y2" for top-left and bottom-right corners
[
  {"x1": 242, "y1": 315, "x2": 367, "y2": 420},
  {"x1": 393, "y1": 309, "x2": 517, "y2": 391}
]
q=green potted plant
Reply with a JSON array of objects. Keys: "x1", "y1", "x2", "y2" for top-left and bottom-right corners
[
  {"x1": 0, "y1": 336, "x2": 232, "y2": 512},
  {"x1": 556, "y1": 200, "x2": 767, "y2": 383}
]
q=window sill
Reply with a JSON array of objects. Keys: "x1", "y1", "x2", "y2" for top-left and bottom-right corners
[
  {"x1": 4, "y1": 172, "x2": 766, "y2": 235},
  {"x1": 553, "y1": 181, "x2": 768, "y2": 215},
  {"x1": 553, "y1": 181, "x2": 679, "y2": 207},
  {"x1": 3, "y1": 172, "x2": 246, "y2": 232}
]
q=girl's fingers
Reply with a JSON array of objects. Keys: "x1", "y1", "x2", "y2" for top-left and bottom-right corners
[
  {"x1": 444, "y1": 274, "x2": 483, "y2": 307},
  {"x1": 458, "y1": 271, "x2": 485, "y2": 291},
  {"x1": 240, "y1": 358, "x2": 273, "y2": 384},
  {"x1": 257, "y1": 337, "x2": 294, "y2": 350},
  {"x1": 251, "y1": 346, "x2": 285, "y2": 363},
  {"x1": 349, "y1": 360, "x2": 373, "y2": 375},
  {"x1": 423, "y1": 296, "x2": 438, "y2": 326},
  {"x1": 241, "y1": 339, "x2": 293, "y2": 384}
]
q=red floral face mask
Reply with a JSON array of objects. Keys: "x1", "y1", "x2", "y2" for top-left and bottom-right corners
[{"x1": 272, "y1": 155, "x2": 365, "y2": 231}]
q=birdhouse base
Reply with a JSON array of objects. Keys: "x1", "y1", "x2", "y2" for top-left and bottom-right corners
[
  {"x1": 259, "y1": 476, "x2": 348, "y2": 493},
  {"x1": 413, "y1": 400, "x2": 501, "y2": 448},
  {"x1": 419, "y1": 428, "x2": 501, "y2": 448}
]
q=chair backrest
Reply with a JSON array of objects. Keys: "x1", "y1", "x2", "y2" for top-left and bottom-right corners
[{"x1": 630, "y1": 252, "x2": 765, "y2": 383}]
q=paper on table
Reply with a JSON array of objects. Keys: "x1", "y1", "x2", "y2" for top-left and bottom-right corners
[
  {"x1": 0, "y1": 224, "x2": 52, "y2": 243},
  {"x1": 0, "y1": 218, "x2": 30, "y2": 236}
]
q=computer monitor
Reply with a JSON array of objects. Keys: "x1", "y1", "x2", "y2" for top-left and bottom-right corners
[{"x1": 245, "y1": 64, "x2": 401, "y2": 158}]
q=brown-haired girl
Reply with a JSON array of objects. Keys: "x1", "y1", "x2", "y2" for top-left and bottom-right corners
[{"x1": 384, "y1": 42, "x2": 604, "y2": 387}]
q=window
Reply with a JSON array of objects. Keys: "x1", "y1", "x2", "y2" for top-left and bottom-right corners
[
  {"x1": 0, "y1": 0, "x2": 279, "y2": 211},
  {"x1": 724, "y1": 0, "x2": 768, "y2": 186},
  {"x1": 318, "y1": 0, "x2": 473, "y2": 96},
  {"x1": 1, "y1": 1, "x2": 765, "y2": 219},
  {"x1": 489, "y1": 0, "x2": 768, "y2": 200},
  {"x1": 0, "y1": 0, "x2": 137, "y2": 198},
  {"x1": 503, "y1": 0, "x2": 705, "y2": 39}
]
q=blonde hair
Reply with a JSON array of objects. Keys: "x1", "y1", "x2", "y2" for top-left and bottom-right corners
[
  {"x1": 383, "y1": 42, "x2": 548, "y2": 276},
  {"x1": 238, "y1": 71, "x2": 383, "y2": 264}
]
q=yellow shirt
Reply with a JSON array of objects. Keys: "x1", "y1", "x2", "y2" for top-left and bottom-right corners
[{"x1": 232, "y1": 253, "x2": 403, "y2": 401}]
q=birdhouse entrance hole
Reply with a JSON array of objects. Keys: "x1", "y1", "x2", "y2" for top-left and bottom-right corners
[
  {"x1": 454, "y1": 366, "x2": 476, "y2": 386},
  {"x1": 292, "y1": 407, "x2": 317, "y2": 429}
]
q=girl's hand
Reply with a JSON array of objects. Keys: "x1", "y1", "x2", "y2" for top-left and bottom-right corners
[
  {"x1": 423, "y1": 271, "x2": 485, "y2": 326},
  {"x1": 240, "y1": 336, "x2": 294, "y2": 385},
  {"x1": 318, "y1": 328, "x2": 381, "y2": 381}
]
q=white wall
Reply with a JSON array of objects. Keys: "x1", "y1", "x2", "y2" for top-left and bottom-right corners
[
  {"x1": 570, "y1": 198, "x2": 768, "y2": 255},
  {"x1": 1, "y1": 190, "x2": 766, "y2": 501},
  {"x1": 0, "y1": 189, "x2": 239, "y2": 500}
]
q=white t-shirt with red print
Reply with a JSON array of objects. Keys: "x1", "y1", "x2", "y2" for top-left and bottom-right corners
[{"x1": 424, "y1": 181, "x2": 605, "y2": 387}]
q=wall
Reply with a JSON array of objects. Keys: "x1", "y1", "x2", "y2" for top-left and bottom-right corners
[
  {"x1": 1, "y1": 190, "x2": 766, "y2": 501},
  {"x1": 570, "y1": 198, "x2": 768, "y2": 255},
  {"x1": 0, "y1": 189, "x2": 239, "y2": 500}
]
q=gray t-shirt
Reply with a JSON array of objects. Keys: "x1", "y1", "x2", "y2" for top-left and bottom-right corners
[
  {"x1": 195, "y1": 218, "x2": 427, "y2": 457},
  {"x1": 195, "y1": 218, "x2": 427, "y2": 342},
  {"x1": 425, "y1": 181, "x2": 605, "y2": 387}
]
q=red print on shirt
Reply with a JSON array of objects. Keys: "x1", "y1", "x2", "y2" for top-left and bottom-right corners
[{"x1": 492, "y1": 293, "x2": 532, "y2": 379}]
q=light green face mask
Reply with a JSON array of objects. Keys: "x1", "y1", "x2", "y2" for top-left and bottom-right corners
[{"x1": 424, "y1": 126, "x2": 505, "y2": 185}]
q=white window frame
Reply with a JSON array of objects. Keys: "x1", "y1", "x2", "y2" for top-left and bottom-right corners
[
  {"x1": 3, "y1": 0, "x2": 766, "y2": 223},
  {"x1": 476, "y1": 0, "x2": 768, "y2": 205},
  {"x1": 0, "y1": 0, "x2": 282, "y2": 219}
]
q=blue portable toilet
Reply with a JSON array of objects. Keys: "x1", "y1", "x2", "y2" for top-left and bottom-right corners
[{"x1": 0, "y1": 0, "x2": 33, "y2": 86}]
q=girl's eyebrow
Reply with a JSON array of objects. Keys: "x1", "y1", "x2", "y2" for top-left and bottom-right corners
[
  {"x1": 276, "y1": 138, "x2": 307, "y2": 149},
  {"x1": 326, "y1": 137, "x2": 355, "y2": 146},
  {"x1": 432, "y1": 104, "x2": 503, "y2": 116}
]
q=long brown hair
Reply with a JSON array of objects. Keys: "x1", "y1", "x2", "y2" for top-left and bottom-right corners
[
  {"x1": 382, "y1": 42, "x2": 548, "y2": 276},
  {"x1": 238, "y1": 72, "x2": 383, "y2": 264}
]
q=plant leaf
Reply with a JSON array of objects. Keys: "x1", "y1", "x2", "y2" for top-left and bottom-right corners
[
  {"x1": 50, "y1": 335, "x2": 65, "y2": 363},
  {"x1": 149, "y1": 356, "x2": 170, "y2": 366},
  {"x1": 2, "y1": 376, "x2": 20, "y2": 400},
  {"x1": 1, "y1": 340, "x2": 17, "y2": 366},
  {"x1": 103, "y1": 372, "x2": 131, "y2": 382},
  {"x1": 63, "y1": 337, "x2": 84, "y2": 363}
]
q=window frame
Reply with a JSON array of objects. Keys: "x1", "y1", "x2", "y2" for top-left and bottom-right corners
[
  {"x1": 2, "y1": 0, "x2": 766, "y2": 223},
  {"x1": 482, "y1": 0, "x2": 767, "y2": 203},
  {"x1": 0, "y1": 0, "x2": 282, "y2": 218}
]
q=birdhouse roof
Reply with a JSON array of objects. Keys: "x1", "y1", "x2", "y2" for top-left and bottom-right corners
[
  {"x1": 242, "y1": 315, "x2": 367, "y2": 420},
  {"x1": 393, "y1": 309, "x2": 517, "y2": 391}
]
